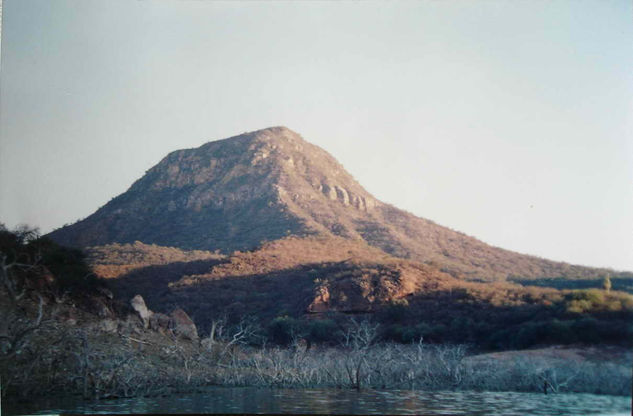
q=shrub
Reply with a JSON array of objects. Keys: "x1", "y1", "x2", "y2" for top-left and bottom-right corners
[
  {"x1": 380, "y1": 300, "x2": 411, "y2": 323},
  {"x1": 0, "y1": 226, "x2": 101, "y2": 295},
  {"x1": 39, "y1": 239, "x2": 99, "y2": 292},
  {"x1": 268, "y1": 316, "x2": 302, "y2": 345},
  {"x1": 306, "y1": 319, "x2": 339, "y2": 344},
  {"x1": 571, "y1": 318, "x2": 601, "y2": 343}
]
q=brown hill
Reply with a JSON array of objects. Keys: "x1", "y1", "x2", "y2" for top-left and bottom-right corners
[
  {"x1": 96, "y1": 236, "x2": 450, "y2": 316},
  {"x1": 102, "y1": 236, "x2": 633, "y2": 348},
  {"x1": 167, "y1": 236, "x2": 452, "y2": 312},
  {"x1": 49, "y1": 126, "x2": 618, "y2": 281}
]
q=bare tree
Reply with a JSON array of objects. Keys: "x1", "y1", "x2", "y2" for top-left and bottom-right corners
[
  {"x1": 0, "y1": 248, "x2": 39, "y2": 303},
  {"x1": 0, "y1": 295, "x2": 44, "y2": 358},
  {"x1": 219, "y1": 317, "x2": 261, "y2": 362},
  {"x1": 0, "y1": 226, "x2": 47, "y2": 397},
  {"x1": 207, "y1": 315, "x2": 227, "y2": 346},
  {"x1": 341, "y1": 317, "x2": 379, "y2": 390}
]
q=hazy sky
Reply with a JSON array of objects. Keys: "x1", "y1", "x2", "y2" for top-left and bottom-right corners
[{"x1": 1, "y1": 0, "x2": 632, "y2": 271}]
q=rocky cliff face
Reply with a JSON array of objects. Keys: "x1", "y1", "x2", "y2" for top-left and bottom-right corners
[{"x1": 49, "y1": 126, "x2": 613, "y2": 281}]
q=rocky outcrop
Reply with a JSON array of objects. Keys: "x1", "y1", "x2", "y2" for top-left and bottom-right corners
[
  {"x1": 130, "y1": 295, "x2": 198, "y2": 340},
  {"x1": 129, "y1": 295, "x2": 198, "y2": 339},
  {"x1": 308, "y1": 285, "x2": 331, "y2": 313},
  {"x1": 130, "y1": 295, "x2": 152, "y2": 328},
  {"x1": 306, "y1": 262, "x2": 441, "y2": 314},
  {"x1": 169, "y1": 308, "x2": 198, "y2": 340}
]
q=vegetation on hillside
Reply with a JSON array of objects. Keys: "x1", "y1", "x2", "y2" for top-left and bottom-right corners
[
  {"x1": 2, "y1": 225, "x2": 631, "y2": 403},
  {"x1": 105, "y1": 237, "x2": 633, "y2": 351},
  {"x1": 4, "y1": 311, "x2": 631, "y2": 400},
  {"x1": 86, "y1": 241, "x2": 224, "y2": 279},
  {"x1": 1, "y1": 224, "x2": 102, "y2": 295},
  {"x1": 512, "y1": 276, "x2": 633, "y2": 295},
  {"x1": 0, "y1": 224, "x2": 111, "y2": 399}
]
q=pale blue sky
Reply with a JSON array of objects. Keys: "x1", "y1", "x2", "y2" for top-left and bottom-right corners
[{"x1": 1, "y1": 0, "x2": 632, "y2": 270}]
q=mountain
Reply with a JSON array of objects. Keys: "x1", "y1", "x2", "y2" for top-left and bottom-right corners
[{"x1": 49, "y1": 126, "x2": 614, "y2": 281}]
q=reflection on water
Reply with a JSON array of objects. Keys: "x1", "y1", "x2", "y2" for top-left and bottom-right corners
[{"x1": 4, "y1": 387, "x2": 631, "y2": 415}]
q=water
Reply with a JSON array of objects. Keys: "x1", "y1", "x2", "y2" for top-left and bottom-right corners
[{"x1": 4, "y1": 387, "x2": 631, "y2": 415}]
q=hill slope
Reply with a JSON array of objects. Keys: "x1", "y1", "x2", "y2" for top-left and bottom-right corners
[
  {"x1": 102, "y1": 235, "x2": 633, "y2": 348},
  {"x1": 49, "y1": 126, "x2": 615, "y2": 281}
]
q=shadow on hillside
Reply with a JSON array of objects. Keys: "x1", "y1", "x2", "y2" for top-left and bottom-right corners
[
  {"x1": 107, "y1": 258, "x2": 225, "y2": 309},
  {"x1": 109, "y1": 259, "x2": 343, "y2": 328},
  {"x1": 105, "y1": 258, "x2": 633, "y2": 351}
]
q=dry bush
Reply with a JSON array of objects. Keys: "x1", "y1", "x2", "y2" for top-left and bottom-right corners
[{"x1": 210, "y1": 342, "x2": 631, "y2": 396}]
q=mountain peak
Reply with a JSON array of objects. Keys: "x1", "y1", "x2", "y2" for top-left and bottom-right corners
[
  {"x1": 202, "y1": 126, "x2": 303, "y2": 149},
  {"x1": 49, "y1": 126, "x2": 376, "y2": 252},
  {"x1": 48, "y1": 128, "x2": 612, "y2": 281},
  {"x1": 251, "y1": 125, "x2": 299, "y2": 138}
]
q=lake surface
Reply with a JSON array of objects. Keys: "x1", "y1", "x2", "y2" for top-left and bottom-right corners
[{"x1": 5, "y1": 387, "x2": 631, "y2": 415}]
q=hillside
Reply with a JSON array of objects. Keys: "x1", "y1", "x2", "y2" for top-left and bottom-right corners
[
  {"x1": 2, "y1": 226, "x2": 631, "y2": 406},
  {"x1": 103, "y1": 235, "x2": 633, "y2": 349},
  {"x1": 87, "y1": 241, "x2": 224, "y2": 279},
  {"x1": 49, "y1": 126, "x2": 619, "y2": 281}
]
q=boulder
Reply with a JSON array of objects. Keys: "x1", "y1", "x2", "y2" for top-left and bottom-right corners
[
  {"x1": 118, "y1": 313, "x2": 143, "y2": 334},
  {"x1": 149, "y1": 312, "x2": 171, "y2": 334},
  {"x1": 169, "y1": 308, "x2": 198, "y2": 340},
  {"x1": 130, "y1": 295, "x2": 152, "y2": 328}
]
